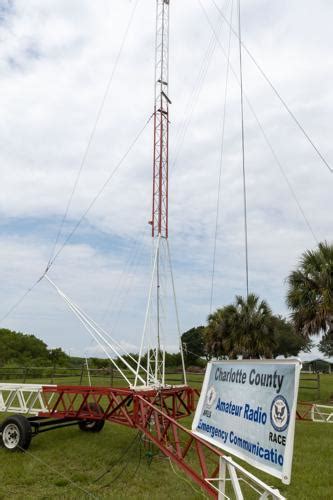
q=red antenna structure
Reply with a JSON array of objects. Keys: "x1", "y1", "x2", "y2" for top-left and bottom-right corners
[
  {"x1": 136, "y1": 0, "x2": 186, "y2": 387},
  {"x1": 0, "y1": 2, "x2": 230, "y2": 496},
  {"x1": 152, "y1": 0, "x2": 170, "y2": 239},
  {"x1": 0, "y1": 3, "x2": 302, "y2": 497}
]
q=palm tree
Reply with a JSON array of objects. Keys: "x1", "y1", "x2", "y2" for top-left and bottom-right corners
[
  {"x1": 205, "y1": 308, "x2": 229, "y2": 359},
  {"x1": 225, "y1": 294, "x2": 275, "y2": 358},
  {"x1": 205, "y1": 294, "x2": 275, "y2": 359},
  {"x1": 318, "y1": 332, "x2": 333, "y2": 357},
  {"x1": 286, "y1": 242, "x2": 333, "y2": 339}
]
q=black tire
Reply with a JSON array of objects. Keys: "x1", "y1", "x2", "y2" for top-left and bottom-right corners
[
  {"x1": 1, "y1": 415, "x2": 32, "y2": 451},
  {"x1": 78, "y1": 403, "x2": 105, "y2": 433}
]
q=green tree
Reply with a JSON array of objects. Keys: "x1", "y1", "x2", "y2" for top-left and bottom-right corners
[
  {"x1": 271, "y1": 315, "x2": 312, "y2": 357},
  {"x1": 0, "y1": 328, "x2": 49, "y2": 367},
  {"x1": 0, "y1": 329, "x2": 71, "y2": 368},
  {"x1": 181, "y1": 326, "x2": 205, "y2": 365},
  {"x1": 318, "y1": 333, "x2": 333, "y2": 357},
  {"x1": 225, "y1": 294, "x2": 276, "y2": 358},
  {"x1": 48, "y1": 348, "x2": 69, "y2": 367},
  {"x1": 205, "y1": 294, "x2": 276, "y2": 359},
  {"x1": 164, "y1": 352, "x2": 182, "y2": 367},
  {"x1": 90, "y1": 357, "x2": 110, "y2": 369},
  {"x1": 286, "y1": 242, "x2": 333, "y2": 340},
  {"x1": 205, "y1": 307, "x2": 232, "y2": 359}
]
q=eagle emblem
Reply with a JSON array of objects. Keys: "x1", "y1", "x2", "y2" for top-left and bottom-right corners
[
  {"x1": 206, "y1": 386, "x2": 217, "y2": 407},
  {"x1": 270, "y1": 395, "x2": 290, "y2": 432}
]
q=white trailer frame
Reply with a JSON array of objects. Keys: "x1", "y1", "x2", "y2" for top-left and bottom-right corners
[
  {"x1": 206, "y1": 455, "x2": 285, "y2": 500},
  {"x1": 311, "y1": 403, "x2": 333, "y2": 423},
  {"x1": 0, "y1": 383, "x2": 55, "y2": 415}
]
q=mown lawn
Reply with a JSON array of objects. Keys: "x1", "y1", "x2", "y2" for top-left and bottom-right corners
[{"x1": 0, "y1": 373, "x2": 332, "y2": 499}]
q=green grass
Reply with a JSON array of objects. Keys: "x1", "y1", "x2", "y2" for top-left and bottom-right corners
[
  {"x1": 298, "y1": 373, "x2": 332, "y2": 403},
  {"x1": 0, "y1": 374, "x2": 332, "y2": 499}
]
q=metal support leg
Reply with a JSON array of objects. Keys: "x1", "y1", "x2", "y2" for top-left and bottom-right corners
[{"x1": 218, "y1": 456, "x2": 227, "y2": 499}]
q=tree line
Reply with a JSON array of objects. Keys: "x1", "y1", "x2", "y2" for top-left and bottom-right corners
[
  {"x1": 0, "y1": 328, "x2": 70, "y2": 368},
  {"x1": 0, "y1": 242, "x2": 332, "y2": 369},
  {"x1": 183, "y1": 242, "x2": 332, "y2": 365}
]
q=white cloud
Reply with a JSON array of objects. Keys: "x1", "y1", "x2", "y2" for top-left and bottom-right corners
[{"x1": 0, "y1": 0, "x2": 332, "y2": 357}]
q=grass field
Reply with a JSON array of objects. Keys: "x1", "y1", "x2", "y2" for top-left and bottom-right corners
[{"x1": 0, "y1": 373, "x2": 332, "y2": 499}]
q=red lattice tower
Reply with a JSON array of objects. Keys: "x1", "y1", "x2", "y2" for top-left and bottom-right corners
[{"x1": 151, "y1": 0, "x2": 170, "y2": 239}]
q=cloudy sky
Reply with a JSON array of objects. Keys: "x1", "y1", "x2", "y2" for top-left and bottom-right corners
[{"x1": 0, "y1": 0, "x2": 332, "y2": 358}]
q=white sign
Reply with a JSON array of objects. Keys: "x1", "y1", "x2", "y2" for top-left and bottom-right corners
[{"x1": 192, "y1": 359, "x2": 302, "y2": 484}]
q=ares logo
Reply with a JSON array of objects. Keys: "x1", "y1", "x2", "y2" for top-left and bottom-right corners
[
  {"x1": 270, "y1": 395, "x2": 290, "y2": 432},
  {"x1": 206, "y1": 386, "x2": 217, "y2": 407}
]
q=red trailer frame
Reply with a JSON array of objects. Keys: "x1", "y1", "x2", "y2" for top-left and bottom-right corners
[{"x1": 26, "y1": 383, "x2": 224, "y2": 498}]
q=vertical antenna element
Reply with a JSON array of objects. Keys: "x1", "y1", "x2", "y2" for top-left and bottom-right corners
[
  {"x1": 238, "y1": 0, "x2": 249, "y2": 298},
  {"x1": 137, "y1": 0, "x2": 186, "y2": 387},
  {"x1": 152, "y1": 0, "x2": 170, "y2": 239}
]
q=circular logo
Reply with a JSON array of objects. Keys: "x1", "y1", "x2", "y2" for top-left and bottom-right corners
[
  {"x1": 206, "y1": 386, "x2": 217, "y2": 407},
  {"x1": 270, "y1": 395, "x2": 290, "y2": 432}
]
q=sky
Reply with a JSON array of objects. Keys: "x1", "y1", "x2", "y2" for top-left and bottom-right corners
[{"x1": 0, "y1": 0, "x2": 332, "y2": 358}]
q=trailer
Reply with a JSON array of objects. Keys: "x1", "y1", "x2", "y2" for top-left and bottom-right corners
[{"x1": 0, "y1": 382, "x2": 286, "y2": 499}]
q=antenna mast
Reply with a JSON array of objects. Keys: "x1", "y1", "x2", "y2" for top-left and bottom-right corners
[
  {"x1": 150, "y1": 0, "x2": 170, "y2": 385},
  {"x1": 152, "y1": 0, "x2": 170, "y2": 239},
  {"x1": 135, "y1": 0, "x2": 186, "y2": 388}
]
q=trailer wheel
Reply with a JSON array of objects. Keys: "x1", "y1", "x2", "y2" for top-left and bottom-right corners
[
  {"x1": 79, "y1": 403, "x2": 105, "y2": 433},
  {"x1": 1, "y1": 415, "x2": 32, "y2": 451}
]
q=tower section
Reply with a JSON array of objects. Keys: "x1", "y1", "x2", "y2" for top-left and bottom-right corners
[{"x1": 152, "y1": 0, "x2": 170, "y2": 239}]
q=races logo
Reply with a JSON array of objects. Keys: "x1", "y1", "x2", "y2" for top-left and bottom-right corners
[
  {"x1": 206, "y1": 385, "x2": 217, "y2": 407},
  {"x1": 270, "y1": 395, "x2": 290, "y2": 432}
]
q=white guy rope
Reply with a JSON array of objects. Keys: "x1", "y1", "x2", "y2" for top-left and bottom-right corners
[
  {"x1": 210, "y1": 0, "x2": 333, "y2": 174},
  {"x1": 45, "y1": 276, "x2": 146, "y2": 386},
  {"x1": 166, "y1": 240, "x2": 187, "y2": 385},
  {"x1": 134, "y1": 235, "x2": 161, "y2": 387},
  {"x1": 197, "y1": 0, "x2": 319, "y2": 244},
  {"x1": 54, "y1": 287, "x2": 133, "y2": 386},
  {"x1": 210, "y1": 0, "x2": 234, "y2": 313},
  {"x1": 44, "y1": 275, "x2": 137, "y2": 365},
  {"x1": 47, "y1": 0, "x2": 142, "y2": 268}
]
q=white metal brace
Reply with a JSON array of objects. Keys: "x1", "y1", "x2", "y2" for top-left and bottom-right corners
[
  {"x1": 311, "y1": 403, "x2": 333, "y2": 423},
  {"x1": 206, "y1": 455, "x2": 285, "y2": 500},
  {"x1": 0, "y1": 383, "x2": 55, "y2": 415}
]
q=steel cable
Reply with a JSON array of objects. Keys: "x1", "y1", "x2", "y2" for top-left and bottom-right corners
[
  {"x1": 47, "y1": 0, "x2": 142, "y2": 269},
  {"x1": 0, "y1": 114, "x2": 153, "y2": 325},
  {"x1": 197, "y1": 0, "x2": 318, "y2": 244},
  {"x1": 237, "y1": 0, "x2": 249, "y2": 298},
  {"x1": 211, "y1": 0, "x2": 333, "y2": 174},
  {"x1": 18, "y1": 445, "x2": 99, "y2": 499},
  {"x1": 46, "y1": 113, "x2": 153, "y2": 271},
  {"x1": 93, "y1": 431, "x2": 141, "y2": 485},
  {"x1": 209, "y1": 0, "x2": 234, "y2": 314},
  {"x1": 171, "y1": 0, "x2": 231, "y2": 173}
]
